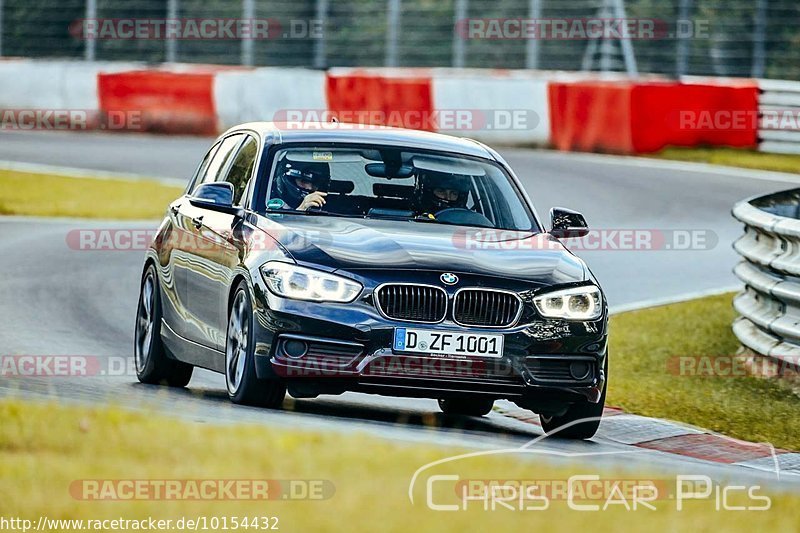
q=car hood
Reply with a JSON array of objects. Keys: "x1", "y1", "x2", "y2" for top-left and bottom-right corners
[{"x1": 253, "y1": 214, "x2": 586, "y2": 285}]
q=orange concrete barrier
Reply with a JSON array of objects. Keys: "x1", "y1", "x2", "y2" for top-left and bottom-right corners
[
  {"x1": 630, "y1": 82, "x2": 758, "y2": 152},
  {"x1": 548, "y1": 81, "x2": 634, "y2": 153},
  {"x1": 98, "y1": 70, "x2": 217, "y2": 135},
  {"x1": 549, "y1": 80, "x2": 759, "y2": 154},
  {"x1": 325, "y1": 72, "x2": 435, "y2": 131}
]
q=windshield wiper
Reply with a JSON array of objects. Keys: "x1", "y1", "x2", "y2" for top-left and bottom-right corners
[
  {"x1": 408, "y1": 217, "x2": 495, "y2": 230},
  {"x1": 266, "y1": 209, "x2": 352, "y2": 218},
  {"x1": 363, "y1": 213, "x2": 414, "y2": 221}
]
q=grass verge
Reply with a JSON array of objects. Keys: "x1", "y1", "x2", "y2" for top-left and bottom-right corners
[
  {"x1": 0, "y1": 169, "x2": 182, "y2": 219},
  {"x1": 649, "y1": 146, "x2": 800, "y2": 175},
  {"x1": 0, "y1": 399, "x2": 797, "y2": 532},
  {"x1": 609, "y1": 292, "x2": 800, "y2": 450}
]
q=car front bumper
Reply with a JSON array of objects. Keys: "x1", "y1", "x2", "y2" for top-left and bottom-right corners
[{"x1": 250, "y1": 280, "x2": 608, "y2": 410}]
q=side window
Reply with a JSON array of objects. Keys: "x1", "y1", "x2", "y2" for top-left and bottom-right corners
[
  {"x1": 220, "y1": 135, "x2": 258, "y2": 206},
  {"x1": 186, "y1": 142, "x2": 220, "y2": 194},
  {"x1": 192, "y1": 134, "x2": 243, "y2": 194}
]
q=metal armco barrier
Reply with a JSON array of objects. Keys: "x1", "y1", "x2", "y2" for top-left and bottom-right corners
[
  {"x1": 758, "y1": 79, "x2": 800, "y2": 155},
  {"x1": 732, "y1": 188, "x2": 800, "y2": 371}
]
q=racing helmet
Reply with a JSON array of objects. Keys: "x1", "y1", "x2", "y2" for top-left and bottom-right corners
[
  {"x1": 417, "y1": 171, "x2": 471, "y2": 213},
  {"x1": 275, "y1": 161, "x2": 331, "y2": 209}
]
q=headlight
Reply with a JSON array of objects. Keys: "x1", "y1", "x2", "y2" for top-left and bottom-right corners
[
  {"x1": 260, "y1": 261, "x2": 362, "y2": 303},
  {"x1": 533, "y1": 286, "x2": 602, "y2": 320}
]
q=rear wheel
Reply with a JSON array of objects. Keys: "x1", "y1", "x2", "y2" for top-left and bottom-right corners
[
  {"x1": 539, "y1": 359, "x2": 608, "y2": 439},
  {"x1": 438, "y1": 397, "x2": 494, "y2": 417},
  {"x1": 225, "y1": 282, "x2": 286, "y2": 408},
  {"x1": 134, "y1": 265, "x2": 193, "y2": 387}
]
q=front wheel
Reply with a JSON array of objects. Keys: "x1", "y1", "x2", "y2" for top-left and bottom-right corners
[
  {"x1": 438, "y1": 397, "x2": 494, "y2": 417},
  {"x1": 225, "y1": 282, "x2": 286, "y2": 408},
  {"x1": 134, "y1": 264, "x2": 193, "y2": 387},
  {"x1": 539, "y1": 359, "x2": 607, "y2": 439}
]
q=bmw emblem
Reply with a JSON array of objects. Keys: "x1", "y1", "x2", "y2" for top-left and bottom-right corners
[{"x1": 440, "y1": 273, "x2": 459, "y2": 285}]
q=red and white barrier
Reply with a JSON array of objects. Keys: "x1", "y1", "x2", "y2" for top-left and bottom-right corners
[
  {"x1": 98, "y1": 68, "x2": 218, "y2": 134},
  {"x1": 214, "y1": 67, "x2": 327, "y2": 131},
  {"x1": 326, "y1": 68, "x2": 437, "y2": 131},
  {"x1": 431, "y1": 68, "x2": 550, "y2": 145},
  {"x1": 0, "y1": 59, "x2": 776, "y2": 155},
  {"x1": 548, "y1": 79, "x2": 759, "y2": 154},
  {"x1": 0, "y1": 59, "x2": 137, "y2": 111}
]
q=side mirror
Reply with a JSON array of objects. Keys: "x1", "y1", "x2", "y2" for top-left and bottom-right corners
[
  {"x1": 189, "y1": 182, "x2": 241, "y2": 216},
  {"x1": 550, "y1": 207, "x2": 589, "y2": 238}
]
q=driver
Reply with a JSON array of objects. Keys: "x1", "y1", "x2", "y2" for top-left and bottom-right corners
[
  {"x1": 273, "y1": 161, "x2": 330, "y2": 211},
  {"x1": 416, "y1": 171, "x2": 470, "y2": 216}
]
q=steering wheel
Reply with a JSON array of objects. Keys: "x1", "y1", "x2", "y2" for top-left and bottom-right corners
[{"x1": 434, "y1": 208, "x2": 493, "y2": 228}]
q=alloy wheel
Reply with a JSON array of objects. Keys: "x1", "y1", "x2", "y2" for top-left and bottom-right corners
[
  {"x1": 134, "y1": 271, "x2": 156, "y2": 373},
  {"x1": 226, "y1": 290, "x2": 250, "y2": 394}
]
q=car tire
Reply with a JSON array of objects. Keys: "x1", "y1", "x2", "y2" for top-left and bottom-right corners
[
  {"x1": 438, "y1": 397, "x2": 494, "y2": 417},
  {"x1": 225, "y1": 282, "x2": 286, "y2": 408},
  {"x1": 539, "y1": 358, "x2": 608, "y2": 440},
  {"x1": 134, "y1": 264, "x2": 193, "y2": 387}
]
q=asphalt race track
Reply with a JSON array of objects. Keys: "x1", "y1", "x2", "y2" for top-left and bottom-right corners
[{"x1": 2, "y1": 130, "x2": 799, "y2": 489}]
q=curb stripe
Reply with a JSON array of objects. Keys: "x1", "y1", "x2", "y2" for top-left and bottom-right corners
[
  {"x1": 636, "y1": 433, "x2": 779, "y2": 464},
  {"x1": 497, "y1": 406, "x2": 800, "y2": 475}
]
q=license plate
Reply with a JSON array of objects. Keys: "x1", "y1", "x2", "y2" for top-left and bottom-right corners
[{"x1": 393, "y1": 328, "x2": 504, "y2": 358}]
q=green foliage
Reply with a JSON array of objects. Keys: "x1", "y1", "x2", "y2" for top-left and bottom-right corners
[
  {"x1": 3, "y1": 399, "x2": 800, "y2": 530},
  {"x1": 651, "y1": 146, "x2": 800, "y2": 174},
  {"x1": 610, "y1": 293, "x2": 800, "y2": 450},
  {"x1": 0, "y1": 170, "x2": 182, "y2": 220}
]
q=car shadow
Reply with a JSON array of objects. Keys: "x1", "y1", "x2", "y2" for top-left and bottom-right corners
[
  {"x1": 129, "y1": 380, "x2": 539, "y2": 441},
  {"x1": 285, "y1": 396, "x2": 537, "y2": 439}
]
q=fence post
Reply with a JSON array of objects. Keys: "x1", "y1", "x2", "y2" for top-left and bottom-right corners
[
  {"x1": 0, "y1": 0, "x2": 4, "y2": 57},
  {"x1": 612, "y1": 0, "x2": 637, "y2": 76},
  {"x1": 525, "y1": 0, "x2": 541, "y2": 70},
  {"x1": 166, "y1": 0, "x2": 178, "y2": 63},
  {"x1": 452, "y1": 0, "x2": 466, "y2": 68},
  {"x1": 752, "y1": 0, "x2": 767, "y2": 78},
  {"x1": 84, "y1": 0, "x2": 96, "y2": 61},
  {"x1": 241, "y1": 0, "x2": 254, "y2": 66},
  {"x1": 385, "y1": 0, "x2": 400, "y2": 67},
  {"x1": 313, "y1": 0, "x2": 328, "y2": 69},
  {"x1": 675, "y1": 0, "x2": 691, "y2": 77}
]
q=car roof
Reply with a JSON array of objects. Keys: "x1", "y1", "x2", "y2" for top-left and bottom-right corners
[{"x1": 223, "y1": 122, "x2": 496, "y2": 160}]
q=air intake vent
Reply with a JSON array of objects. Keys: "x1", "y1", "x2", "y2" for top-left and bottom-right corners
[
  {"x1": 453, "y1": 289, "x2": 522, "y2": 327},
  {"x1": 525, "y1": 357, "x2": 596, "y2": 384},
  {"x1": 375, "y1": 284, "x2": 447, "y2": 323}
]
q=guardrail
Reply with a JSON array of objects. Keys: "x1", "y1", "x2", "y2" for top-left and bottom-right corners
[
  {"x1": 758, "y1": 79, "x2": 800, "y2": 155},
  {"x1": 732, "y1": 188, "x2": 800, "y2": 372}
]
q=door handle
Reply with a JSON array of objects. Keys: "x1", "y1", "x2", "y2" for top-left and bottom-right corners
[
  {"x1": 192, "y1": 216, "x2": 204, "y2": 229},
  {"x1": 170, "y1": 203, "x2": 181, "y2": 215}
]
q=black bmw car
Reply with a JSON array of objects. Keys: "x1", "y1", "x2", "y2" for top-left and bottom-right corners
[{"x1": 134, "y1": 122, "x2": 608, "y2": 439}]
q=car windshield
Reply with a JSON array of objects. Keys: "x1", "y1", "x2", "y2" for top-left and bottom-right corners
[{"x1": 264, "y1": 147, "x2": 536, "y2": 231}]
